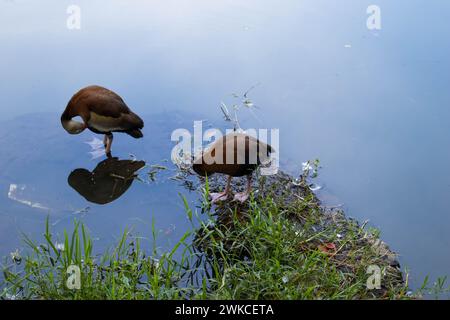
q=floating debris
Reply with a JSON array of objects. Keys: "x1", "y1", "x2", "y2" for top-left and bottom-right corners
[
  {"x1": 302, "y1": 162, "x2": 313, "y2": 172},
  {"x1": 172, "y1": 151, "x2": 193, "y2": 171},
  {"x1": 85, "y1": 136, "x2": 104, "y2": 149},
  {"x1": 147, "y1": 164, "x2": 169, "y2": 182},
  {"x1": 150, "y1": 164, "x2": 168, "y2": 170},
  {"x1": 10, "y1": 249, "x2": 22, "y2": 264},
  {"x1": 309, "y1": 184, "x2": 322, "y2": 192},
  {"x1": 148, "y1": 171, "x2": 158, "y2": 182},
  {"x1": 243, "y1": 99, "x2": 254, "y2": 108},
  {"x1": 85, "y1": 137, "x2": 106, "y2": 160},
  {"x1": 55, "y1": 242, "x2": 65, "y2": 252},
  {"x1": 220, "y1": 102, "x2": 232, "y2": 121},
  {"x1": 7, "y1": 184, "x2": 50, "y2": 211},
  {"x1": 164, "y1": 224, "x2": 176, "y2": 236},
  {"x1": 73, "y1": 207, "x2": 90, "y2": 215}
]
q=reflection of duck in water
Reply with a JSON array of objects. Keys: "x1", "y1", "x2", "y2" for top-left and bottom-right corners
[
  {"x1": 68, "y1": 157, "x2": 145, "y2": 205},
  {"x1": 61, "y1": 86, "x2": 144, "y2": 156}
]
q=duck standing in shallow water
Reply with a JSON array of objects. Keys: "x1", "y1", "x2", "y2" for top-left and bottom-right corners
[
  {"x1": 193, "y1": 132, "x2": 273, "y2": 203},
  {"x1": 61, "y1": 85, "x2": 144, "y2": 156}
]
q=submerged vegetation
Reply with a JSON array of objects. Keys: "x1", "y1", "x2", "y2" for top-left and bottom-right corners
[{"x1": 2, "y1": 166, "x2": 433, "y2": 300}]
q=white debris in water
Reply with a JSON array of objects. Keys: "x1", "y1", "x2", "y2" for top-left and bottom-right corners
[
  {"x1": 7, "y1": 184, "x2": 49, "y2": 210},
  {"x1": 89, "y1": 149, "x2": 105, "y2": 159},
  {"x1": 344, "y1": 44, "x2": 352, "y2": 48},
  {"x1": 55, "y1": 242, "x2": 65, "y2": 251},
  {"x1": 73, "y1": 206, "x2": 90, "y2": 215},
  {"x1": 85, "y1": 137, "x2": 105, "y2": 159},
  {"x1": 302, "y1": 162, "x2": 312, "y2": 172},
  {"x1": 10, "y1": 249, "x2": 21, "y2": 263},
  {"x1": 243, "y1": 99, "x2": 254, "y2": 108},
  {"x1": 85, "y1": 136, "x2": 103, "y2": 149},
  {"x1": 173, "y1": 150, "x2": 193, "y2": 170},
  {"x1": 164, "y1": 224, "x2": 176, "y2": 236},
  {"x1": 309, "y1": 184, "x2": 322, "y2": 192}
]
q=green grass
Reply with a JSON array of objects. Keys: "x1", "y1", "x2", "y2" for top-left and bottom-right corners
[
  {"x1": 193, "y1": 193, "x2": 407, "y2": 299},
  {"x1": 1, "y1": 173, "x2": 443, "y2": 300}
]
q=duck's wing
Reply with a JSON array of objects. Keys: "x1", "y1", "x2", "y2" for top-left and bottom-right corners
[
  {"x1": 225, "y1": 133, "x2": 272, "y2": 165},
  {"x1": 83, "y1": 86, "x2": 144, "y2": 130},
  {"x1": 85, "y1": 86, "x2": 130, "y2": 116}
]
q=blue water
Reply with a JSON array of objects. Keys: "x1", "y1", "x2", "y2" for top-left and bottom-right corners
[{"x1": 1, "y1": 0, "x2": 449, "y2": 295}]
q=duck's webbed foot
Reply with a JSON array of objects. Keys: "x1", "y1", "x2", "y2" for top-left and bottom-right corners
[
  {"x1": 210, "y1": 192, "x2": 229, "y2": 203},
  {"x1": 209, "y1": 175, "x2": 232, "y2": 204},
  {"x1": 233, "y1": 175, "x2": 252, "y2": 203},
  {"x1": 233, "y1": 192, "x2": 249, "y2": 203}
]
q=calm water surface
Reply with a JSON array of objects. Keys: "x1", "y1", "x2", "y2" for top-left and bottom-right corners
[{"x1": 1, "y1": 0, "x2": 450, "y2": 293}]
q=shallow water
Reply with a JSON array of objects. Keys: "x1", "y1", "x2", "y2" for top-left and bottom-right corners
[
  {"x1": 1, "y1": 0, "x2": 450, "y2": 294},
  {"x1": 0, "y1": 112, "x2": 203, "y2": 258}
]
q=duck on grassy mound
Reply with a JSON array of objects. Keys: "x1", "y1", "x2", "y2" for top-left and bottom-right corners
[{"x1": 192, "y1": 132, "x2": 273, "y2": 203}]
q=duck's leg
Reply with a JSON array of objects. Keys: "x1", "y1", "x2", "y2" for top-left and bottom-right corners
[
  {"x1": 234, "y1": 175, "x2": 252, "y2": 203},
  {"x1": 105, "y1": 133, "x2": 113, "y2": 157},
  {"x1": 210, "y1": 175, "x2": 232, "y2": 203}
]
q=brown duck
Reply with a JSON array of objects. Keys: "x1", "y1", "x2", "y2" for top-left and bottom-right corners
[
  {"x1": 193, "y1": 132, "x2": 273, "y2": 203},
  {"x1": 61, "y1": 85, "x2": 144, "y2": 155}
]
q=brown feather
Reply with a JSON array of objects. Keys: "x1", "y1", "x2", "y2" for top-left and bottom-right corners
[
  {"x1": 61, "y1": 85, "x2": 144, "y2": 137},
  {"x1": 192, "y1": 132, "x2": 272, "y2": 177}
]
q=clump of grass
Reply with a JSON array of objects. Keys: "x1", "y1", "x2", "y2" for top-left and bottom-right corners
[
  {"x1": 193, "y1": 195, "x2": 406, "y2": 299},
  {"x1": 2, "y1": 171, "x2": 446, "y2": 300},
  {"x1": 1, "y1": 217, "x2": 197, "y2": 300}
]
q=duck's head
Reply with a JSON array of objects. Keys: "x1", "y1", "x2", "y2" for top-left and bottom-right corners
[{"x1": 61, "y1": 115, "x2": 87, "y2": 134}]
